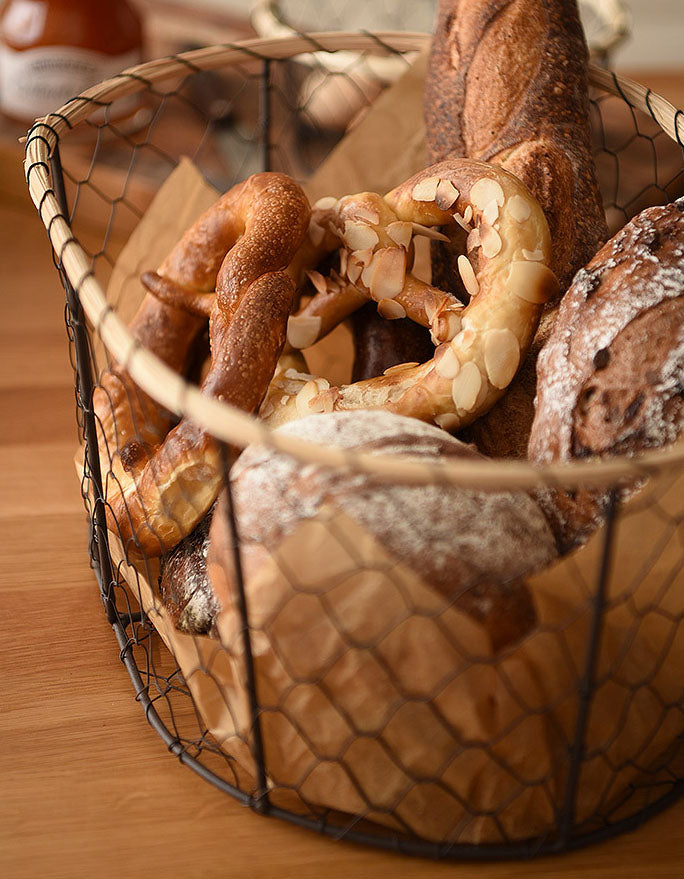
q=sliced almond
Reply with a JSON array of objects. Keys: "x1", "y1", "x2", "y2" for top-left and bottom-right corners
[
  {"x1": 507, "y1": 194, "x2": 532, "y2": 222},
  {"x1": 360, "y1": 250, "x2": 380, "y2": 289},
  {"x1": 280, "y1": 395, "x2": 289, "y2": 406},
  {"x1": 434, "y1": 343, "x2": 461, "y2": 379},
  {"x1": 339, "y1": 249, "x2": 348, "y2": 276},
  {"x1": 463, "y1": 205, "x2": 473, "y2": 224},
  {"x1": 451, "y1": 362, "x2": 483, "y2": 413},
  {"x1": 482, "y1": 199, "x2": 500, "y2": 226},
  {"x1": 319, "y1": 389, "x2": 336, "y2": 413},
  {"x1": 410, "y1": 222, "x2": 450, "y2": 242},
  {"x1": 387, "y1": 221, "x2": 413, "y2": 249},
  {"x1": 308, "y1": 219, "x2": 325, "y2": 246},
  {"x1": 383, "y1": 361, "x2": 419, "y2": 376},
  {"x1": 435, "y1": 412, "x2": 461, "y2": 432},
  {"x1": 284, "y1": 367, "x2": 315, "y2": 381},
  {"x1": 480, "y1": 224, "x2": 503, "y2": 258},
  {"x1": 453, "y1": 327, "x2": 476, "y2": 350},
  {"x1": 470, "y1": 177, "x2": 505, "y2": 210},
  {"x1": 453, "y1": 212, "x2": 473, "y2": 233},
  {"x1": 352, "y1": 205, "x2": 380, "y2": 225},
  {"x1": 306, "y1": 270, "x2": 328, "y2": 296},
  {"x1": 296, "y1": 380, "x2": 322, "y2": 416},
  {"x1": 412, "y1": 176, "x2": 440, "y2": 202},
  {"x1": 351, "y1": 247, "x2": 373, "y2": 267},
  {"x1": 522, "y1": 248, "x2": 544, "y2": 261},
  {"x1": 287, "y1": 314, "x2": 322, "y2": 349},
  {"x1": 475, "y1": 375, "x2": 490, "y2": 410},
  {"x1": 458, "y1": 255, "x2": 480, "y2": 298},
  {"x1": 378, "y1": 298, "x2": 407, "y2": 320},
  {"x1": 432, "y1": 309, "x2": 462, "y2": 343},
  {"x1": 259, "y1": 399, "x2": 275, "y2": 419},
  {"x1": 313, "y1": 195, "x2": 338, "y2": 211},
  {"x1": 346, "y1": 260, "x2": 363, "y2": 284},
  {"x1": 507, "y1": 260, "x2": 560, "y2": 304},
  {"x1": 315, "y1": 377, "x2": 331, "y2": 392},
  {"x1": 368, "y1": 248, "x2": 406, "y2": 300},
  {"x1": 466, "y1": 227, "x2": 481, "y2": 253},
  {"x1": 483, "y1": 327, "x2": 520, "y2": 389},
  {"x1": 424, "y1": 295, "x2": 440, "y2": 325},
  {"x1": 343, "y1": 220, "x2": 379, "y2": 251},
  {"x1": 435, "y1": 179, "x2": 460, "y2": 210}
]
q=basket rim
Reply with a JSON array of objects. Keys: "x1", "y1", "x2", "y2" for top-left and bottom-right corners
[
  {"x1": 251, "y1": 0, "x2": 633, "y2": 57},
  {"x1": 23, "y1": 31, "x2": 684, "y2": 490}
]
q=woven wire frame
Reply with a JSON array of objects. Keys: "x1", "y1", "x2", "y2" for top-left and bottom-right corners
[{"x1": 31, "y1": 36, "x2": 684, "y2": 860}]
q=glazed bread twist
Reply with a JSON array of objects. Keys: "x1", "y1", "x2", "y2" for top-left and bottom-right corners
[
  {"x1": 424, "y1": 0, "x2": 608, "y2": 290},
  {"x1": 262, "y1": 159, "x2": 558, "y2": 431},
  {"x1": 105, "y1": 173, "x2": 310, "y2": 557}
]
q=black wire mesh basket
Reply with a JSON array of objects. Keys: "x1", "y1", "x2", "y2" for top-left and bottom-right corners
[{"x1": 24, "y1": 31, "x2": 684, "y2": 860}]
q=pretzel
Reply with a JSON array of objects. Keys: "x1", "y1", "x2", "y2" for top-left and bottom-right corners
[
  {"x1": 262, "y1": 159, "x2": 559, "y2": 430},
  {"x1": 286, "y1": 192, "x2": 464, "y2": 351},
  {"x1": 100, "y1": 173, "x2": 310, "y2": 557}
]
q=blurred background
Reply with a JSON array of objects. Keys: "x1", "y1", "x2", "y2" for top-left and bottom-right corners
[
  {"x1": 2, "y1": 0, "x2": 682, "y2": 235},
  {"x1": 143, "y1": 0, "x2": 681, "y2": 69}
]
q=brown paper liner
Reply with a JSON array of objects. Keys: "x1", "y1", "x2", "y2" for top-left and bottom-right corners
[{"x1": 87, "y1": 465, "x2": 684, "y2": 844}]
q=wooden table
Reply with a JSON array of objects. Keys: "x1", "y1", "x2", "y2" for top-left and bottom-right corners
[{"x1": 3, "y1": 71, "x2": 684, "y2": 879}]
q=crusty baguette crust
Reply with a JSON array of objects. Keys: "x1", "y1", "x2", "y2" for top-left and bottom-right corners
[{"x1": 425, "y1": 0, "x2": 608, "y2": 288}]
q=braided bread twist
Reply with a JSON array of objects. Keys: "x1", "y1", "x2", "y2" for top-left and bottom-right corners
[{"x1": 98, "y1": 172, "x2": 310, "y2": 557}]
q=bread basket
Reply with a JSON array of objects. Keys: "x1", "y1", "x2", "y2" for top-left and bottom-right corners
[{"x1": 24, "y1": 32, "x2": 684, "y2": 860}]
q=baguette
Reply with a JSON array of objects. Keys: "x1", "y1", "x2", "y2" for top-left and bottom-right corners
[{"x1": 425, "y1": 0, "x2": 608, "y2": 290}]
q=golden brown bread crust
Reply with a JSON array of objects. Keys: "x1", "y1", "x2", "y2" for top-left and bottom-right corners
[
  {"x1": 529, "y1": 197, "x2": 684, "y2": 550},
  {"x1": 424, "y1": 0, "x2": 608, "y2": 290},
  {"x1": 105, "y1": 173, "x2": 311, "y2": 557},
  {"x1": 110, "y1": 269, "x2": 297, "y2": 556}
]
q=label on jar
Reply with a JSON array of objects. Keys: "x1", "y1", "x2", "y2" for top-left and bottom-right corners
[{"x1": 0, "y1": 44, "x2": 140, "y2": 120}]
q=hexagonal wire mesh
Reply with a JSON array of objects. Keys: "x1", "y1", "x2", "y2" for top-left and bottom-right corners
[{"x1": 25, "y1": 32, "x2": 684, "y2": 860}]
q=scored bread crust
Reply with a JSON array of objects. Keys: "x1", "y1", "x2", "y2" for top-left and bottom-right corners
[
  {"x1": 424, "y1": 0, "x2": 608, "y2": 290},
  {"x1": 529, "y1": 198, "x2": 684, "y2": 550}
]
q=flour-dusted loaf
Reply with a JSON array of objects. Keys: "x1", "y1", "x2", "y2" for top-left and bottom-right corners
[
  {"x1": 212, "y1": 411, "x2": 556, "y2": 650},
  {"x1": 529, "y1": 197, "x2": 684, "y2": 549}
]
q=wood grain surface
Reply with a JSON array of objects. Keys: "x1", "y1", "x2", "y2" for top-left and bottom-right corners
[{"x1": 3, "y1": 71, "x2": 684, "y2": 879}]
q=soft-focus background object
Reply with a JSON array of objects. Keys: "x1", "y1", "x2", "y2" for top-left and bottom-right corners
[{"x1": 0, "y1": 0, "x2": 143, "y2": 124}]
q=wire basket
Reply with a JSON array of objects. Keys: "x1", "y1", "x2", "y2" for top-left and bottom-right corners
[{"x1": 24, "y1": 32, "x2": 684, "y2": 860}]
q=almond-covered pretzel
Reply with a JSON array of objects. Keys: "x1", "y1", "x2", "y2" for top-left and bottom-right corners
[
  {"x1": 286, "y1": 191, "x2": 464, "y2": 351},
  {"x1": 101, "y1": 173, "x2": 310, "y2": 557},
  {"x1": 263, "y1": 159, "x2": 558, "y2": 430}
]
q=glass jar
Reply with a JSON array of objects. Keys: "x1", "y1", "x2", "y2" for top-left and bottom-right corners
[{"x1": 0, "y1": 0, "x2": 143, "y2": 123}]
